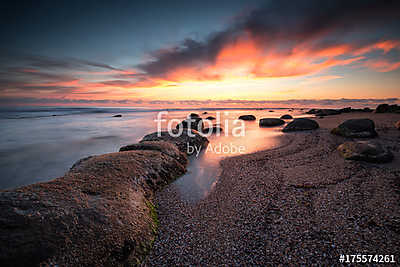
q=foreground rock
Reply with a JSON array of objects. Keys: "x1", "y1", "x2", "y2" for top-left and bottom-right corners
[
  {"x1": 202, "y1": 125, "x2": 223, "y2": 135},
  {"x1": 119, "y1": 141, "x2": 187, "y2": 165},
  {"x1": 331, "y1": 119, "x2": 377, "y2": 138},
  {"x1": 176, "y1": 117, "x2": 203, "y2": 132},
  {"x1": 238, "y1": 115, "x2": 256, "y2": 121},
  {"x1": 141, "y1": 129, "x2": 209, "y2": 155},
  {"x1": 282, "y1": 118, "x2": 319, "y2": 132},
  {"x1": 0, "y1": 150, "x2": 187, "y2": 266},
  {"x1": 259, "y1": 118, "x2": 285, "y2": 127},
  {"x1": 337, "y1": 141, "x2": 393, "y2": 163},
  {"x1": 280, "y1": 114, "x2": 293, "y2": 119}
]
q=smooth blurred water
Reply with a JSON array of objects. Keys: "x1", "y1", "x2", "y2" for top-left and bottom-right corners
[{"x1": 0, "y1": 107, "x2": 305, "y2": 201}]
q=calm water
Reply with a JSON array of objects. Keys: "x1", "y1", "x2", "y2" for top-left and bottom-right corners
[{"x1": 0, "y1": 107, "x2": 305, "y2": 201}]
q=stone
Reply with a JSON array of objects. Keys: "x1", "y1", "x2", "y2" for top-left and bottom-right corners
[
  {"x1": 205, "y1": 116, "x2": 216, "y2": 120},
  {"x1": 396, "y1": 120, "x2": 400, "y2": 130},
  {"x1": 331, "y1": 119, "x2": 377, "y2": 138},
  {"x1": 374, "y1": 104, "x2": 389, "y2": 113},
  {"x1": 259, "y1": 118, "x2": 285, "y2": 127},
  {"x1": 119, "y1": 141, "x2": 187, "y2": 165},
  {"x1": 113, "y1": 114, "x2": 122, "y2": 117},
  {"x1": 282, "y1": 118, "x2": 319, "y2": 132},
  {"x1": 176, "y1": 117, "x2": 203, "y2": 132},
  {"x1": 202, "y1": 125, "x2": 223, "y2": 135},
  {"x1": 280, "y1": 114, "x2": 293, "y2": 119},
  {"x1": 141, "y1": 129, "x2": 209, "y2": 155},
  {"x1": 238, "y1": 115, "x2": 256, "y2": 121},
  {"x1": 337, "y1": 141, "x2": 393, "y2": 163}
]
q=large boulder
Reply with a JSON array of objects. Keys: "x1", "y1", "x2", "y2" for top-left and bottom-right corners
[
  {"x1": 141, "y1": 129, "x2": 209, "y2": 156},
  {"x1": 282, "y1": 118, "x2": 319, "y2": 132},
  {"x1": 239, "y1": 115, "x2": 256, "y2": 121},
  {"x1": 280, "y1": 114, "x2": 293, "y2": 119},
  {"x1": 331, "y1": 119, "x2": 377, "y2": 138},
  {"x1": 0, "y1": 150, "x2": 186, "y2": 266},
  {"x1": 374, "y1": 104, "x2": 389, "y2": 113},
  {"x1": 259, "y1": 118, "x2": 285, "y2": 127},
  {"x1": 119, "y1": 141, "x2": 187, "y2": 165},
  {"x1": 337, "y1": 141, "x2": 393, "y2": 163},
  {"x1": 176, "y1": 117, "x2": 203, "y2": 132}
]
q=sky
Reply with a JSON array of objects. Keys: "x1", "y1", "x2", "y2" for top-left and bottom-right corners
[{"x1": 0, "y1": 0, "x2": 400, "y2": 108}]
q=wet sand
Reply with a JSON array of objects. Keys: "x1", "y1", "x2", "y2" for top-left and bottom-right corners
[{"x1": 146, "y1": 112, "x2": 400, "y2": 265}]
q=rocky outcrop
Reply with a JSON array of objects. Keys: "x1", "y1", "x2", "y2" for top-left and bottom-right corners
[
  {"x1": 238, "y1": 115, "x2": 256, "y2": 121},
  {"x1": 282, "y1": 118, "x2": 319, "y2": 132},
  {"x1": 306, "y1": 107, "x2": 373, "y2": 116},
  {"x1": 331, "y1": 119, "x2": 377, "y2": 138},
  {"x1": 337, "y1": 141, "x2": 393, "y2": 163},
  {"x1": 259, "y1": 118, "x2": 285, "y2": 127},
  {"x1": 141, "y1": 129, "x2": 209, "y2": 155},
  {"x1": 0, "y1": 130, "x2": 208, "y2": 266},
  {"x1": 280, "y1": 114, "x2": 293, "y2": 119},
  {"x1": 374, "y1": 104, "x2": 400, "y2": 113}
]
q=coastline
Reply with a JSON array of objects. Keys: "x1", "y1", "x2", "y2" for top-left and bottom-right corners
[{"x1": 146, "y1": 112, "x2": 400, "y2": 265}]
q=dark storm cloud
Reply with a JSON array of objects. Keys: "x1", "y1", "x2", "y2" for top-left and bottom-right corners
[{"x1": 137, "y1": 0, "x2": 400, "y2": 78}]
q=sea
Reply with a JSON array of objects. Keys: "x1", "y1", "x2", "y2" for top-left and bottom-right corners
[{"x1": 0, "y1": 106, "x2": 307, "y2": 202}]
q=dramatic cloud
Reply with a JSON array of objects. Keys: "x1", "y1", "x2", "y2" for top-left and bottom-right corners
[{"x1": 135, "y1": 0, "x2": 400, "y2": 84}]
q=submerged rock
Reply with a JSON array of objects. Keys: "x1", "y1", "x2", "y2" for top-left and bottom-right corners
[
  {"x1": 238, "y1": 115, "x2": 256, "y2": 121},
  {"x1": 315, "y1": 109, "x2": 341, "y2": 116},
  {"x1": 141, "y1": 129, "x2": 209, "y2": 155},
  {"x1": 337, "y1": 141, "x2": 393, "y2": 163},
  {"x1": 331, "y1": 119, "x2": 377, "y2": 138},
  {"x1": 282, "y1": 118, "x2": 319, "y2": 132},
  {"x1": 205, "y1": 116, "x2": 216, "y2": 120},
  {"x1": 202, "y1": 111, "x2": 208, "y2": 114},
  {"x1": 113, "y1": 114, "x2": 122, "y2": 117},
  {"x1": 280, "y1": 114, "x2": 293, "y2": 119},
  {"x1": 188, "y1": 113, "x2": 200, "y2": 118},
  {"x1": 259, "y1": 118, "x2": 285, "y2": 127}
]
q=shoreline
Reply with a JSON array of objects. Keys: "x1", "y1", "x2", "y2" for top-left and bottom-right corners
[{"x1": 146, "y1": 112, "x2": 400, "y2": 265}]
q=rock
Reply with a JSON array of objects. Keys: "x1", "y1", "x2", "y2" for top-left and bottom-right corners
[
  {"x1": 339, "y1": 107, "x2": 352, "y2": 113},
  {"x1": 331, "y1": 119, "x2": 377, "y2": 138},
  {"x1": 396, "y1": 120, "x2": 400, "y2": 130},
  {"x1": 119, "y1": 141, "x2": 187, "y2": 165},
  {"x1": 202, "y1": 125, "x2": 223, "y2": 135},
  {"x1": 205, "y1": 116, "x2": 216, "y2": 120},
  {"x1": 269, "y1": 110, "x2": 274, "y2": 112},
  {"x1": 388, "y1": 104, "x2": 399, "y2": 112},
  {"x1": 0, "y1": 150, "x2": 186, "y2": 266},
  {"x1": 280, "y1": 114, "x2": 293, "y2": 119},
  {"x1": 374, "y1": 104, "x2": 389, "y2": 113},
  {"x1": 315, "y1": 109, "x2": 341, "y2": 116},
  {"x1": 113, "y1": 114, "x2": 122, "y2": 117},
  {"x1": 202, "y1": 112, "x2": 208, "y2": 114},
  {"x1": 363, "y1": 107, "x2": 373, "y2": 112},
  {"x1": 176, "y1": 117, "x2": 203, "y2": 131},
  {"x1": 282, "y1": 118, "x2": 319, "y2": 132},
  {"x1": 259, "y1": 118, "x2": 285, "y2": 127},
  {"x1": 188, "y1": 113, "x2": 200, "y2": 118},
  {"x1": 337, "y1": 141, "x2": 393, "y2": 163},
  {"x1": 141, "y1": 129, "x2": 209, "y2": 155},
  {"x1": 238, "y1": 115, "x2": 256, "y2": 121},
  {"x1": 306, "y1": 108, "x2": 319, "y2": 114}
]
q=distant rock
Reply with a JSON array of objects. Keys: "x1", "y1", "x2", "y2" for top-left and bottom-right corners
[
  {"x1": 396, "y1": 120, "x2": 400, "y2": 130},
  {"x1": 306, "y1": 108, "x2": 319, "y2": 114},
  {"x1": 374, "y1": 104, "x2": 399, "y2": 113},
  {"x1": 238, "y1": 115, "x2": 256, "y2": 121},
  {"x1": 176, "y1": 117, "x2": 204, "y2": 132},
  {"x1": 337, "y1": 141, "x2": 393, "y2": 163},
  {"x1": 269, "y1": 110, "x2": 274, "y2": 112},
  {"x1": 202, "y1": 125, "x2": 223, "y2": 134},
  {"x1": 259, "y1": 118, "x2": 285, "y2": 127},
  {"x1": 113, "y1": 114, "x2": 122, "y2": 117},
  {"x1": 119, "y1": 141, "x2": 187, "y2": 165},
  {"x1": 202, "y1": 112, "x2": 208, "y2": 114},
  {"x1": 331, "y1": 119, "x2": 377, "y2": 138},
  {"x1": 205, "y1": 116, "x2": 216, "y2": 120},
  {"x1": 141, "y1": 129, "x2": 209, "y2": 155},
  {"x1": 282, "y1": 118, "x2": 319, "y2": 132},
  {"x1": 315, "y1": 109, "x2": 341, "y2": 116},
  {"x1": 188, "y1": 113, "x2": 200, "y2": 118},
  {"x1": 280, "y1": 114, "x2": 293, "y2": 119}
]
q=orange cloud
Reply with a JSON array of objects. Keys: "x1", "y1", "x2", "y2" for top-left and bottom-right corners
[{"x1": 363, "y1": 59, "x2": 400, "y2": 72}]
